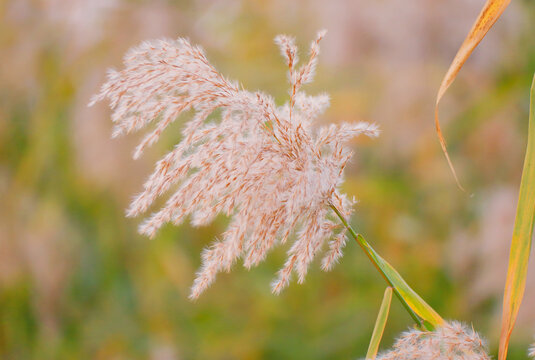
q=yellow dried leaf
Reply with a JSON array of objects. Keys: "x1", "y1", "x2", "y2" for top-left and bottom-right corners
[{"x1": 435, "y1": 0, "x2": 511, "y2": 189}]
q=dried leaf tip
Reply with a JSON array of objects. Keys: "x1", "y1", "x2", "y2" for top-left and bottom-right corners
[{"x1": 91, "y1": 31, "x2": 378, "y2": 299}]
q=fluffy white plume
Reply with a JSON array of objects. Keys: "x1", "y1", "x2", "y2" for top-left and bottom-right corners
[
  {"x1": 91, "y1": 31, "x2": 379, "y2": 299},
  {"x1": 375, "y1": 321, "x2": 491, "y2": 360}
]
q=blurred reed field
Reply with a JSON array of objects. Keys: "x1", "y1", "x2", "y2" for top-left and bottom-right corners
[{"x1": 1, "y1": 0, "x2": 535, "y2": 359}]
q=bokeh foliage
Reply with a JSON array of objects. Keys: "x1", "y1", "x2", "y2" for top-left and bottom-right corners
[{"x1": 1, "y1": 0, "x2": 535, "y2": 359}]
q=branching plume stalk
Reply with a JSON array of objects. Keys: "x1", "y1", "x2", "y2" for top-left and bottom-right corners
[
  {"x1": 90, "y1": 29, "x2": 445, "y2": 328},
  {"x1": 90, "y1": 30, "x2": 382, "y2": 299}
]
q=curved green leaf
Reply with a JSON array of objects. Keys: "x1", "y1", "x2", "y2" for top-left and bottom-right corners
[
  {"x1": 330, "y1": 204, "x2": 443, "y2": 329},
  {"x1": 359, "y1": 234, "x2": 444, "y2": 329}
]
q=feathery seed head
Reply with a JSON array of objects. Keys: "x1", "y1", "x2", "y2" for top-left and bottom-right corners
[
  {"x1": 375, "y1": 321, "x2": 491, "y2": 360},
  {"x1": 91, "y1": 31, "x2": 379, "y2": 299}
]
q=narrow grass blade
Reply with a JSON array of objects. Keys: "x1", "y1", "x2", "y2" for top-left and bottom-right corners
[
  {"x1": 366, "y1": 287, "x2": 393, "y2": 360},
  {"x1": 498, "y1": 74, "x2": 535, "y2": 360},
  {"x1": 435, "y1": 0, "x2": 511, "y2": 189}
]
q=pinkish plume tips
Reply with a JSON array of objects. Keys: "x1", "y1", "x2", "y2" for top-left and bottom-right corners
[
  {"x1": 375, "y1": 321, "x2": 491, "y2": 360},
  {"x1": 91, "y1": 31, "x2": 379, "y2": 299}
]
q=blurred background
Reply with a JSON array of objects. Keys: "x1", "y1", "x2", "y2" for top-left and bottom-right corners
[{"x1": 1, "y1": 0, "x2": 535, "y2": 358}]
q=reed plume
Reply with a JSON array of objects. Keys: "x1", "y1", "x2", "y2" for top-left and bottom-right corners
[
  {"x1": 90, "y1": 31, "x2": 378, "y2": 299},
  {"x1": 375, "y1": 321, "x2": 490, "y2": 360}
]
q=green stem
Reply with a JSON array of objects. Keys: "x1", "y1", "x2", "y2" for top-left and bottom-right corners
[{"x1": 329, "y1": 204, "x2": 425, "y2": 329}]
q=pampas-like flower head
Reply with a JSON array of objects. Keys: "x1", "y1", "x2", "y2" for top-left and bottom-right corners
[
  {"x1": 375, "y1": 321, "x2": 491, "y2": 360},
  {"x1": 90, "y1": 31, "x2": 379, "y2": 299}
]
